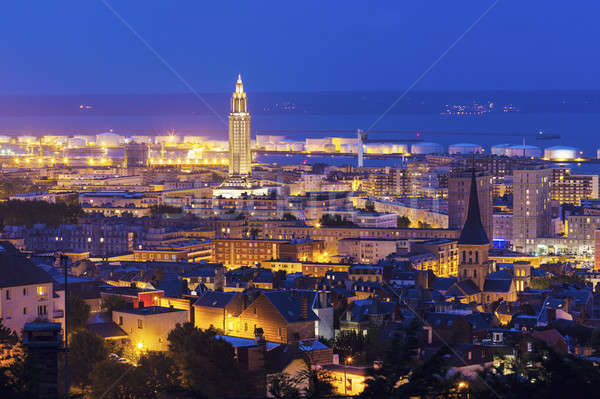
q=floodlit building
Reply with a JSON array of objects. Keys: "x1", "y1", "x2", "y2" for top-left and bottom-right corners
[
  {"x1": 113, "y1": 306, "x2": 188, "y2": 351},
  {"x1": 512, "y1": 167, "x2": 552, "y2": 253}
]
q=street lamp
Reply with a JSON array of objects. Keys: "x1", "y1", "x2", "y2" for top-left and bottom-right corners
[{"x1": 344, "y1": 356, "x2": 353, "y2": 395}]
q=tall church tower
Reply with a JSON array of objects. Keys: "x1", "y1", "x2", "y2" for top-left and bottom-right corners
[
  {"x1": 457, "y1": 168, "x2": 491, "y2": 291},
  {"x1": 223, "y1": 74, "x2": 253, "y2": 187}
]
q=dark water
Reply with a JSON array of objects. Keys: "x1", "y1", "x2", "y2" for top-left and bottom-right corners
[{"x1": 2, "y1": 112, "x2": 597, "y2": 150}]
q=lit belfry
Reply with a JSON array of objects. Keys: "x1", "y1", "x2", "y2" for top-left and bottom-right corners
[{"x1": 214, "y1": 75, "x2": 278, "y2": 198}]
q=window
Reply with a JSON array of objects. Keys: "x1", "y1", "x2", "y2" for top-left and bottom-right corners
[
  {"x1": 23, "y1": 307, "x2": 27, "y2": 315},
  {"x1": 527, "y1": 342, "x2": 533, "y2": 352},
  {"x1": 37, "y1": 286, "x2": 47, "y2": 297},
  {"x1": 278, "y1": 327, "x2": 282, "y2": 337},
  {"x1": 118, "y1": 316, "x2": 123, "y2": 325},
  {"x1": 22, "y1": 288, "x2": 28, "y2": 296},
  {"x1": 5, "y1": 290, "x2": 10, "y2": 300},
  {"x1": 244, "y1": 323, "x2": 248, "y2": 332},
  {"x1": 37, "y1": 305, "x2": 47, "y2": 316},
  {"x1": 137, "y1": 319, "x2": 143, "y2": 329}
]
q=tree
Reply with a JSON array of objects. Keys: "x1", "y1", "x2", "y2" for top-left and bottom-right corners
[
  {"x1": 90, "y1": 353, "x2": 182, "y2": 399},
  {"x1": 101, "y1": 296, "x2": 131, "y2": 317},
  {"x1": 168, "y1": 323, "x2": 248, "y2": 398},
  {"x1": 319, "y1": 214, "x2": 357, "y2": 227},
  {"x1": 268, "y1": 373, "x2": 301, "y2": 399},
  {"x1": 364, "y1": 200, "x2": 375, "y2": 213},
  {"x1": 301, "y1": 369, "x2": 335, "y2": 399},
  {"x1": 149, "y1": 205, "x2": 183, "y2": 216},
  {"x1": 282, "y1": 212, "x2": 297, "y2": 221},
  {"x1": 66, "y1": 294, "x2": 90, "y2": 334},
  {"x1": 530, "y1": 274, "x2": 587, "y2": 289},
  {"x1": 69, "y1": 329, "x2": 108, "y2": 388},
  {"x1": 397, "y1": 216, "x2": 410, "y2": 228},
  {"x1": 0, "y1": 200, "x2": 83, "y2": 226}
]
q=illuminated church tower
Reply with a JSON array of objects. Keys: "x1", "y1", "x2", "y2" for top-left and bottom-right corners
[
  {"x1": 222, "y1": 74, "x2": 253, "y2": 187},
  {"x1": 457, "y1": 168, "x2": 491, "y2": 291}
]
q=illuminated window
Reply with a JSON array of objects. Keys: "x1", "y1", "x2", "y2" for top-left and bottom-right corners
[
  {"x1": 137, "y1": 319, "x2": 143, "y2": 329},
  {"x1": 37, "y1": 286, "x2": 47, "y2": 297}
]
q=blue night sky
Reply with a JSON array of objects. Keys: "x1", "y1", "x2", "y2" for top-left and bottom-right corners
[{"x1": 0, "y1": 0, "x2": 599, "y2": 94}]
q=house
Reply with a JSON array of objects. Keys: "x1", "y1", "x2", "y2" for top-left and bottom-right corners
[
  {"x1": 339, "y1": 298, "x2": 397, "y2": 335},
  {"x1": 423, "y1": 312, "x2": 473, "y2": 345},
  {"x1": 0, "y1": 241, "x2": 65, "y2": 336},
  {"x1": 112, "y1": 306, "x2": 188, "y2": 351},
  {"x1": 194, "y1": 290, "x2": 320, "y2": 344}
]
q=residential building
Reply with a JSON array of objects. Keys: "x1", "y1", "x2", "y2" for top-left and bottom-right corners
[
  {"x1": 337, "y1": 238, "x2": 400, "y2": 264},
  {"x1": 551, "y1": 168, "x2": 599, "y2": 206},
  {"x1": 112, "y1": 306, "x2": 188, "y2": 351},
  {"x1": 0, "y1": 242, "x2": 65, "y2": 337},
  {"x1": 512, "y1": 167, "x2": 552, "y2": 253}
]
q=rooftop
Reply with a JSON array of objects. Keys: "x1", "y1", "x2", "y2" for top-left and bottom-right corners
[{"x1": 114, "y1": 306, "x2": 186, "y2": 316}]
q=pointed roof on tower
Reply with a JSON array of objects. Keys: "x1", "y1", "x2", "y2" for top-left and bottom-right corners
[{"x1": 458, "y1": 168, "x2": 489, "y2": 245}]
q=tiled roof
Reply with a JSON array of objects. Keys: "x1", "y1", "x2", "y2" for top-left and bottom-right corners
[
  {"x1": 0, "y1": 241, "x2": 53, "y2": 288},
  {"x1": 193, "y1": 291, "x2": 238, "y2": 308},
  {"x1": 483, "y1": 278, "x2": 512, "y2": 293},
  {"x1": 263, "y1": 291, "x2": 319, "y2": 323},
  {"x1": 87, "y1": 322, "x2": 127, "y2": 339}
]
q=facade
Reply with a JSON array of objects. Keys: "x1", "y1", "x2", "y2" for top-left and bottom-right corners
[
  {"x1": 337, "y1": 238, "x2": 399, "y2": 264},
  {"x1": 493, "y1": 212, "x2": 513, "y2": 244},
  {"x1": 448, "y1": 172, "x2": 493, "y2": 241},
  {"x1": 213, "y1": 238, "x2": 324, "y2": 268},
  {"x1": 412, "y1": 238, "x2": 459, "y2": 277},
  {"x1": 0, "y1": 242, "x2": 65, "y2": 337},
  {"x1": 264, "y1": 225, "x2": 460, "y2": 254},
  {"x1": 551, "y1": 168, "x2": 598, "y2": 206},
  {"x1": 112, "y1": 306, "x2": 188, "y2": 351},
  {"x1": 512, "y1": 167, "x2": 552, "y2": 253},
  {"x1": 194, "y1": 291, "x2": 318, "y2": 344},
  {"x1": 260, "y1": 260, "x2": 351, "y2": 277},
  {"x1": 133, "y1": 239, "x2": 213, "y2": 262}
]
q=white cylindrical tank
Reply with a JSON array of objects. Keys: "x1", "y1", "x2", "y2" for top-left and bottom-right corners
[
  {"x1": 449, "y1": 143, "x2": 483, "y2": 155},
  {"x1": 507, "y1": 144, "x2": 541, "y2": 158},
  {"x1": 544, "y1": 146, "x2": 578, "y2": 160},
  {"x1": 491, "y1": 144, "x2": 510, "y2": 156},
  {"x1": 18, "y1": 136, "x2": 37, "y2": 144},
  {"x1": 183, "y1": 136, "x2": 207, "y2": 144},
  {"x1": 96, "y1": 133, "x2": 123, "y2": 147},
  {"x1": 411, "y1": 142, "x2": 443, "y2": 155},
  {"x1": 129, "y1": 136, "x2": 153, "y2": 144},
  {"x1": 67, "y1": 137, "x2": 86, "y2": 148}
]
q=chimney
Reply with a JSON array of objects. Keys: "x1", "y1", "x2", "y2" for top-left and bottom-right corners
[{"x1": 300, "y1": 295, "x2": 308, "y2": 320}]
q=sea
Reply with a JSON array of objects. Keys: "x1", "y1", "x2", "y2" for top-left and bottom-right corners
[{"x1": 2, "y1": 91, "x2": 600, "y2": 172}]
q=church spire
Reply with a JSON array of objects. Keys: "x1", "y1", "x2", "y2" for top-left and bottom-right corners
[{"x1": 458, "y1": 168, "x2": 489, "y2": 245}]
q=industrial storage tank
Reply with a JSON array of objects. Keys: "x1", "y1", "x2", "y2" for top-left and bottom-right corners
[
  {"x1": 491, "y1": 144, "x2": 511, "y2": 156},
  {"x1": 507, "y1": 144, "x2": 541, "y2": 158},
  {"x1": 411, "y1": 142, "x2": 443, "y2": 155},
  {"x1": 449, "y1": 143, "x2": 483, "y2": 155},
  {"x1": 544, "y1": 146, "x2": 579, "y2": 160},
  {"x1": 67, "y1": 137, "x2": 86, "y2": 148},
  {"x1": 96, "y1": 132, "x2": 123, "y2": 147}
]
